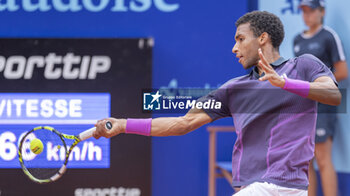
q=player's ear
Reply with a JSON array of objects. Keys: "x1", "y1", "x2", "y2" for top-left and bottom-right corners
[
  {"x1": 258, "y1": 32, "x2": 269, "y2": 45},
  {"x1": 320, "y1": 8, "x2": 325, "y2": 17}
]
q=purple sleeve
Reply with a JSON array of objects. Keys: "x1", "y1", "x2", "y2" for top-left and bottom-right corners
[
  {"x1": 296, "y1": 54, "x2": 338, "y2": 85},
  {"x1": 197, "y1": 88, "x2": 231, "y2": 121}
]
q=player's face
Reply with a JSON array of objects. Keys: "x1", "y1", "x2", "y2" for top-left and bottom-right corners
[
  {"x1": 301, "y1": 6, "x2": 324, "y2": 28},
  {"x1": 232, "y1": 23, "x2": 260, "y2": 69}
]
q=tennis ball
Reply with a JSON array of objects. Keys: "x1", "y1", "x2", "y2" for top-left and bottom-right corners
[{"x1": 30, "y1": 138, "x2": 44, "y2": 154}]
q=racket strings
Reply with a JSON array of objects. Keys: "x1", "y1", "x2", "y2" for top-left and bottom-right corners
[{"x1": 19, "y1": 128, "x2": 67, "y2": 180}]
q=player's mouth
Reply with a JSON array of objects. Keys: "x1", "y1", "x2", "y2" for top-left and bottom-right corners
[{"x1": 237, "y1": 56, "x2": 243, "y2": 64}]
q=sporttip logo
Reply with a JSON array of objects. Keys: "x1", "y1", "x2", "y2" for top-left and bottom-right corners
[
  {"x1": 0, "y1": 53, "x2": 111, "y2": 80},
  {"x1": 143, "y1": 90, "x2": 222, "y2": 112}
]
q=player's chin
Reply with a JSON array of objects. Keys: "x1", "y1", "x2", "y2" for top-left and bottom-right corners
[
  {"x1": 241, "y1": 62, "x2": 253, "y2": 70},
  {"x1": 238, "y1": 60, "x2": 246, "y2": 68}
]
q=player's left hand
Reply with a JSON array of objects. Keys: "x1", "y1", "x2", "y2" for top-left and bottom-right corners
[{"x1": 257, "y1": 48, "x2": 285, "y2": 88}]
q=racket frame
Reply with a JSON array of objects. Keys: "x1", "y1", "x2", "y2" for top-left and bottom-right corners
[
  {"x1": 18, "y1": 126, "x2": 94, "y2": 184},
  {"x1": 18, "y1": 122, "x2": 110, "y2": 184}
]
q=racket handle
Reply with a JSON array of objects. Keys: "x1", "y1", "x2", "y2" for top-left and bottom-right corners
[
  {"x1": 78, "y1": 121, "x2": 113, "y2": 141},
  {"x1": 78, "y1": 127, "x2": 96, "y2": 141}
]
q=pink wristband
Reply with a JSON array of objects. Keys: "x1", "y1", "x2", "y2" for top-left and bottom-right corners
[
  {"x1": 125, "y1": 118, "x2": 152, "y2": 136},
  {"x1": 282, "y1": 77, "x2": 310, "y2": 98}
]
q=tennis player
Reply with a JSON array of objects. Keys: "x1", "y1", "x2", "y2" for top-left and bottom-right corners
[
  {"x1": 293, "y1": 0, "x2": 348, "y2": 195},
  {"x1": 93, "y1": 11, "x2": 341, "y2": 195}
]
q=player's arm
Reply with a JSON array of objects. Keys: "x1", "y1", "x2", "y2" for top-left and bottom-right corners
[
  {"x1": 93, "y1": 108, "x2": 212, "y2": 139},
  {"x1": 333, "y1": 60, "x2": 348, "y2": 81},
  {"x1": 265, "y1": 73, "x2": 341, "y2": 106},
  {"x1": 150, "y1": 109, "x2": 212, "y2": 136},
  {"x1": 257, "y1": 49, "x2": 341, "y2": 106},
  {"x1": 307, "y1": 76, "x2": 341, "y2": 105}
]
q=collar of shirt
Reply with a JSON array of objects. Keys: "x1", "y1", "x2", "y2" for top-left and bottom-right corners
[{"x1": 250, "y1": 57, "x2": 288, "y2": 79}]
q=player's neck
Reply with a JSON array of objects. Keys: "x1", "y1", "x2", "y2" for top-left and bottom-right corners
[
  {"x1": 258, "y1": 49, "x2": 280, "y2": 75},
  {"x1": 262, "y1": 49, "x2": 280, "y2": 63},
  {"x1": 306, "y1": 24, "x2": 322, "y2": 36}
]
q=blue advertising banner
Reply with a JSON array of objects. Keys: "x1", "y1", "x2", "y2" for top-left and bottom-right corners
[
  {"x1": 0, "y1": 0, "x2": 179, "y2": 13},
  {"x1": 0, "y1": 93, "x2": 109, "y2": 124},
  {"x1": 0, "y1": 93, "x2": 110, "y2": 169}
]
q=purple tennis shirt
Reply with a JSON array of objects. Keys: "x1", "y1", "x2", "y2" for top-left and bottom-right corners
[{"x1": 200, "y1": 54, "x2": 336, "y2": 190}]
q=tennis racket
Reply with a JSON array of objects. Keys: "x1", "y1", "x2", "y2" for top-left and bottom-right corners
[{"x1": 18, "y1": 121, "x2": 112, "y2": 184}]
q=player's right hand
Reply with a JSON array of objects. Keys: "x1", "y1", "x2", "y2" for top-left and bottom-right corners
[
  {"x1": 93, "y1": 118, "x2": 126, "y2": 139},
  {"x1": 257, "y1": 48, "x2": 286, "y2": 88}
]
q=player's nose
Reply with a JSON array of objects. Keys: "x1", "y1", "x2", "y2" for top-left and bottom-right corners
[{"x1": 232, "y1": 43, "x2": 238, "y2": 54}]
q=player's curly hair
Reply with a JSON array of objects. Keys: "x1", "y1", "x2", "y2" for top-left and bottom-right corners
[{"x1": 235, "y1": 11, "x2": 284, "y2": 49}]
